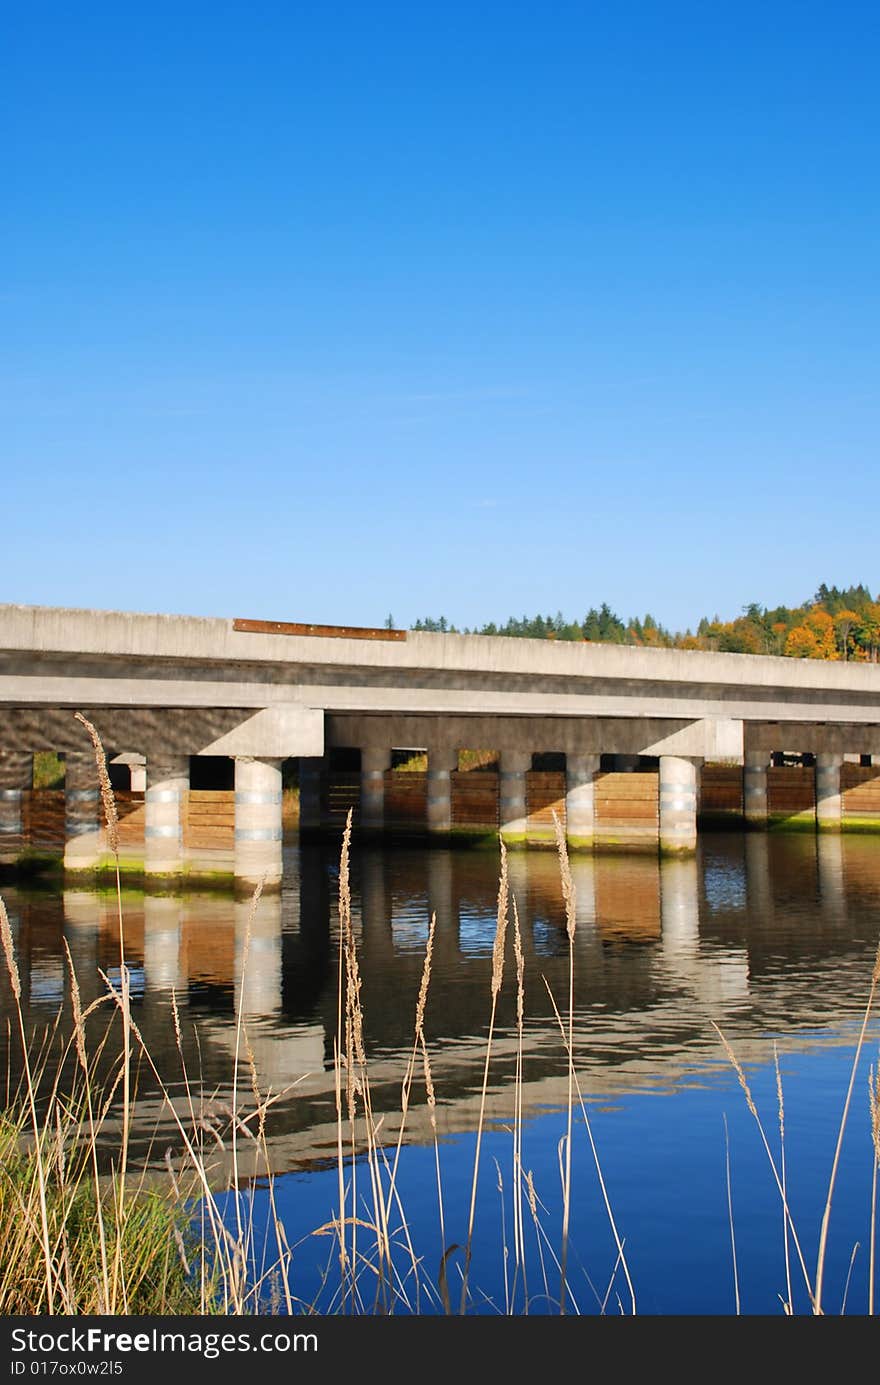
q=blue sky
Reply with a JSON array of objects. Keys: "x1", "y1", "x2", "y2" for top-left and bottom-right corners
[{"x1": 3, "y1": 2, "x2": 878, "y2": 633}]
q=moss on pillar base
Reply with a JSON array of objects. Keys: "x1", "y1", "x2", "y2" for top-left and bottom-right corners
[
  {"x1": 564, "y1": 835, "x2": 594, "y2": 853},
  {"x1": 767, "y1": 814, "x2": 818, "y2": 833},
  {"x1": 659, "y1": 842, "x2": 697, "y2": 857},
  {"x1": 499, "y1": 831, "x2": 528, "y2": 849},
  {"x1": 838, "y1": 816, "x2": 880, "y2": 833}
]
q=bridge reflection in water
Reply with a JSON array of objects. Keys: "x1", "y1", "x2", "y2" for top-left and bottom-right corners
[{"x1": 1, "y1": 831, "x2": 879, "y2": 1178}]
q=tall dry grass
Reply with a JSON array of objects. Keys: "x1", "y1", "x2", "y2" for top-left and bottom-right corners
[{"x1": 2, "y1": 715, "x2": 880, "y2": 1315}]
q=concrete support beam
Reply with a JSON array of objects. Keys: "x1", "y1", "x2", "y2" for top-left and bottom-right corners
[
  {"x1": 566, "y1": 753, "x2": 599, "y2": 851},
  {"x1": 427, "y1": 748, "x2": 457, "y2": 836},
  {"x1": 0, "y1": 751, "x2": 31, "y2": 864},
  {"x1": 234, "y1": 756, "x2": 283, "y2": 890},
  {"x1": 360, "y1": 747, "x2": 391, "y2": 833},
  {"x1": 298, "y1": 758, "x2": 322, "y2": 832},
  {"x1": 499, "y1": 750, "x2": 530, "y2": 847},
  {"x1": 659, "y1": 756, "x2": 698, "y2": 854},
  {"x1": 815, "y1": 752, "x2": 843, "y2": 831},
  {"x1": 744, "y1": 751, "x2": 769, "y2": 829},
  {"x1": 145, "y1": 755, "x2": 189, "y2": 877},
  {"x1": 64, "y1": 751, "x2": 103, "y2": 871}
]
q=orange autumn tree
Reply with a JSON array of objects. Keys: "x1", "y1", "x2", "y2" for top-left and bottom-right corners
[{"x1": 784, "y1": 608, "x2": 839, "y2": 659}]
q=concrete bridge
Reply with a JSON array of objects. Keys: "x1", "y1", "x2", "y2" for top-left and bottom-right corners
[{"x1": 2, "y1": 602, "x2": 880, "y2": 886}]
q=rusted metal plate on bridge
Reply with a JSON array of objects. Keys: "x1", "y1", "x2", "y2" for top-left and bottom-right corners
[{"x1": 233, "y1": 618, "x2": 407, "y2": 641}]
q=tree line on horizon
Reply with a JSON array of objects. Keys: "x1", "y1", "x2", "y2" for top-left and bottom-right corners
[{"x1": 402, "y1": 583, "x2": 880, "y2": 661}]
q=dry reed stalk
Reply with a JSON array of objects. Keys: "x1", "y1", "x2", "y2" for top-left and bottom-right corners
[
  {"x1": 62, "y1": 938, "x2": 110, "y2": 1311},
  {"x1": 543, "y1": 977, "x2": 635, "y2": 1314},
  {"x1": 712, "y1": 1021, "x2": 814, "y2": 1307},
  {"x1": 552, "y1": 811, "x2": 576, "y2": 1315},
  {"x1": 815, "y1": 938, "x2": 880, "y2": 1315},
  {"x1": 1, "y1": 894, "x2": 55, "y2": 1311},
  {"x1": 774, "y1": 1044, "x2": 793, "y2": 1314},
  {"x1": 869, "y1": 1062, "x2": 879, "y2": 1315},
  {"x1": 722, "y1": 1112, "x2": 740, "y2": 1314},
  {"x1": 73, "y1": 712, "x2": 131, "y2": 1311},
  {"x1": 459, "y1": 839, "x2": 508, "y2": 1314},
  {"x1": 96, "y1": 971, "x2": 246, "y2": 1312},
  {"x1": 385, "y1": 910, "x2": 438, "y2": 1312},
  {"x1": 337, "y1": 813, "x2": 394, "y2": 1311},
  {"x1": 230, "y1": 879, "x2": 263, "y2": 1270},
  {"x1": 510, "y1": 894, "x2": 528, "y2": 1312},
  {"x1": 523, "y1": 1170, "x2": 548, "y2": 1308}
]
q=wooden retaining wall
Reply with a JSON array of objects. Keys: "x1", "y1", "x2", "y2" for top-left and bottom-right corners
[
  {"x1": 384, "y1": 770, "x2": 428, "y2": 834},
  {"x1": 767, "y1": 766, "x2": 815, "y2": 823},
  {"x1": 183, "y1": 790, "x2": 234, "y2": 851},
  {"x1": 450, "y1": 770, "x2": 498, "y2": 832},
  {"x1": 526, "y1": 770, "x2": 566, "y2": 844},
  {"x1": 700, "y1": 764, "x2": 743, "y2": 820},
  {"x1": 841, "y1": 763, "x2": 880, "y2": 825},
  {"x1": 594, "y1": 771, "x2": 659, "y2": 850}
]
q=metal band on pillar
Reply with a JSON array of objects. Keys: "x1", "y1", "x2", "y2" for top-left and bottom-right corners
[
  {"x1": 815, "y1": 752, "x2": 843, "y2": 831},
  {"x1": 427, "y1": 748, "x2": 456, "y2": 836},
  {"x1": 64, "y1": 752, "x2": 103, "y2": 871},
  {"x1": 145, "y1": 755, "x2": 189, "y2": 876},
  {"x1": 0, "y1": 752, "x2": 32, "y2": 864},
  {"x1": 235, "y1": 757, "x2": 283, "y2": 888},
  {"x1": 361, "y1": 748, "x2": 391, "y2": 834},
  {"x1": 659, "y1": 756, "x2": 698, "y2": 854},
  {"x1": 744, "y1": 751, "x2": 769, "y2": 828},
  {"x1": 566, "y1": 753, "x2": 598, "y2": 851},
  {"x1": 499, "y1": 751, "x2": 529, "y2": 847}
]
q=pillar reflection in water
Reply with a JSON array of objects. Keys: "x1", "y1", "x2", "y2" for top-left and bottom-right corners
[
  {"x1": 660, "y1": 856, "x2": 700, "y2": 964},
  {"x1": 745, "y1": 833, "x2": 773, "y2": 923},
  {"x1": 360, "y1": 850, "x2": 391, "y2": 945},
  {"x1": 143, "y1": 894, "x2": 184, "y2": 993},
  {"x1": 62, "y1": 889, "x2": 105, "y2": 1008},
  {"x1": 234, "y1": 892, "x2": 282, "y2": 1019},
  {"x1": 816, "y1": 832, "x2": 846, "y2": 919},
  {"x1": 426, "y1": 848, "x2": 457, "y2": 964}
]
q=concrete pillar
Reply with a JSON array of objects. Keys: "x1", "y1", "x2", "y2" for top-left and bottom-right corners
[
  {"x1": 145, "y1": 755, "x2": 189, "y2": 877},
  {"x1": 129, "y1": 759, "x2": 146, "y2": 793},
  {"x1": 566, "y1": 753, "x2": 599, "y2": 851},
  {"x1": 143, "y1": 894, "x2": 184, "y2": 991},
  {"x1": 64, "y1": 751, "x2": 103, "y2": 871},
  {"x1": 427, "y1": 748, "x2": 457, "y2": 836},
  {"x1": 815, "y1": 752, "x2": 843, "y2": 831},
  {"x1": 499, "y1": 750, "x2": 529, "y2": 847},
  {"x1": 298, "y1": 758, "x2": 322, "y2": 833},
  {"x1": 693, "y1": 757, "x2": 704, "y2": 820},
  {"x1": 0, "y1": 751, "x2": 32, "y2": 865},
  {"x1": 659, "y1": 756, "x2": 698, "y2": 854},
  {"x1": 234, "y1": 756, "x2": 283, "y2": 890},
  {"x1": 360, "y1": 747, "x2": 391, "y2": 834},
  {"x1": 744, "y1": 752, "x2": 769, "y2": 828}
]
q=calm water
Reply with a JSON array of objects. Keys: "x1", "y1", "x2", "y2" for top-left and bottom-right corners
[{"x1": 2, "y1": 831, "x2": 880, "y2": 1315}]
